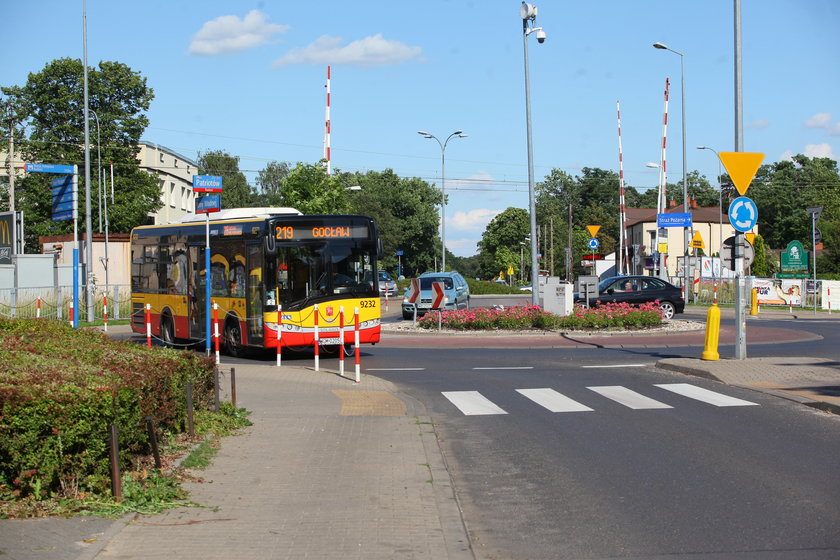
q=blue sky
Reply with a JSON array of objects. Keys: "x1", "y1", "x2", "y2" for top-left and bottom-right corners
[{"x1": 5, "y1": 1, "x2": 839, "y2": 256}]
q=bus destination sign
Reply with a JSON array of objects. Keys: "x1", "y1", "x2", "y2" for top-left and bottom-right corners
[{"x1": 274, "y1": 224, "x2": 368, "y2": 241}]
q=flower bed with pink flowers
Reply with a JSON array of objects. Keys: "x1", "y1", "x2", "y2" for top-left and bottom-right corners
[{"x1": 416, "y1": 302, "x2": 664, "y2": 331}]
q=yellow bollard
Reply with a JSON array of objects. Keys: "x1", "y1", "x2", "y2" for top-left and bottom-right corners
[
  {"x1": 750, "y1": 287, "x2": 759, "y2": 316},
  {"x1": 701, "y1": 304, "x2": 720, "y2": 361}
]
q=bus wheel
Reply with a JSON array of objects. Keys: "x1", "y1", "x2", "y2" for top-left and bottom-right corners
[
  {"x1": 160, "y1": 316, "x2": 175, "y2": 347},
  {"x1": 224, "y1": 321, "x2": 243, "y2": 358}
]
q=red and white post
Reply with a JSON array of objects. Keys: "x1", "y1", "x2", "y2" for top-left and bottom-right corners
[
  {"x1": 313, "y1": 304, "x2": 320, "y2": 371},
  {"x1": 354, "y1": 307, "x2": 361, "y2": 383},
  {"x1": 276, "y1": 305, "x2": 283, "y2": 367},
  {"x1": 69, "y1": 300, "x2": 75, "y2": 327},
  {"x1": 213, "y1": 302, "x2": 220, "y2": 365},
  {"x1": 828, "y1": 287, "x2": 832, "y2": 314},
  {"x1": 713, "y1": 281, "x2": 718, "y2": 305},
  {"x1": 145, "y1": 303, "x2": 151, "y2": 348},
  {"x1": 339, "y1": 306, "x2": 345, "y2": 378},
  {"x1": 103, "y1": 294, "x2": 109, "y2": 333}
]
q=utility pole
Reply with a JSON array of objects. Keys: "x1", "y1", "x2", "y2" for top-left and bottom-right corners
[{"x1": 7, "y1": 114, "x2": 14, "y2": 212}]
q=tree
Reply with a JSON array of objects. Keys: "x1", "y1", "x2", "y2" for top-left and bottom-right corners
[
  {"x1": 344, "y1": 169, "x2": 441, "y2": 277},
  {"x1": 197, "y1": 150, "x2": 252, "y2": 209},
  {"x1": 2, "y1": 58, "x2": 160, "y2": 250},
  {"x1": 750, "y1": 234, "x2": 775, "y2": 277},
  {"x1": 278, "y1": 161, "x2": 352, "y2": 215},
  {"x1": 477, "y1": 207, "x2": 529, "y2": 279},
  {"x1": 253, "y1": 160, "x2": 290, "y2": 206}
]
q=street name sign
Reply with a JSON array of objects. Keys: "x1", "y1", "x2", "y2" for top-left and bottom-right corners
[
  {"x1": 26, "y1": 163, "x2": 76, "y2": 174},
  {"x1": 657, "y1": 213, "x2": 692, "y2": 227},
  {"x1": 193, "y1": 175, "x2": 224, "y2": 193}
]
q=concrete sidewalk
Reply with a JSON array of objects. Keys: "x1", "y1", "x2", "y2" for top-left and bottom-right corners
[{"x1": 0, "y1": 365, "x2": 473, "y2": 560}]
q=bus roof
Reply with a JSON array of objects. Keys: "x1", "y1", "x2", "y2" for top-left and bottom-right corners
[{"x1": 177, "y1": 207, "x2": 302, "y2": 223}]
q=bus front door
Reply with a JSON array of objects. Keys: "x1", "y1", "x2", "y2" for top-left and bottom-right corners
[
  {"x1": 246, "y1": 243, "x2": 264, "y2": 345},
  {"x1": 189, "y1": 245, "x2": 207, "y2": 341}
]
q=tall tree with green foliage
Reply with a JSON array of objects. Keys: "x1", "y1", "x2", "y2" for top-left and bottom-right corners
[
  {"x1": 345, "y1": 168, "x2": 441, "y2": 277},
  {"x1": 253, "y1": 160, "x2": 290, "y2": 206},
  {"x1": 477, "y1": 207, "x2": 529, "y2": 279},
  {"x1": 277, "y1": 162, "x2": 352, "y2": 215},
  {"x1": 197, "y1": 150, "x2": 253, "y2": 209},
  {"x1": 2, "y1": 58, "x2": 161, "y2": 250}
]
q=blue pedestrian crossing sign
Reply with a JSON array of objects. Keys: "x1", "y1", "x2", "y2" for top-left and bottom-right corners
[
  {"x1": 728, "y1": 196, "x2": 758, "y2": 233},
  {"x1": 587, "y1": 238, "x2": 600, "y2": 250}
]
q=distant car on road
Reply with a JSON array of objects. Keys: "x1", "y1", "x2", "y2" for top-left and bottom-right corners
[
  {"x1": 574, "y1": 275, "x2": 685, "y2": 319},
  {"x1": 378, "y1": 270, "x2": 397, "y2": 296},
  {"x1": 402, "y1": 271, "x2": 470, "y2": 319}
]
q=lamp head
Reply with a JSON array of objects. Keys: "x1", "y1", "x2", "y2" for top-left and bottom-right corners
[
  {"x1": 653, "y1": 42, "x2": 668, "y2": 50},
  {"x1": 520, "y1": 2, "x2": 537, "y2": 20}
]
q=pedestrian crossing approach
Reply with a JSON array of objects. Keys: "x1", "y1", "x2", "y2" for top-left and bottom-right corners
[{"x1": 442, "y1": 383, "x2": 759, "y2": 416}]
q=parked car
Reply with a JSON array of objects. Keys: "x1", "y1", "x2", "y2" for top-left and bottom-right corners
[
  {"x1": 402, "y1": 271, "x2": 470, "y2": 319},
  {"x1": 378, "y1": 270, "x2": 398, "y2": 296},
  {"x1": 573, "y1": 275, "x2": 685, "y2": 319}
]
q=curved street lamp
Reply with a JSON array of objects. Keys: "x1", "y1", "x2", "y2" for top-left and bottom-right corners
[
  {"x1": 522, "y1": 2, "x2": 546, "y2": 305},
  {"x1": 653, "y1": 41, "x2": 691, "y2": 294},
  {"x1": 417, "y1": 130, "x2": 467, "y2": 272}
]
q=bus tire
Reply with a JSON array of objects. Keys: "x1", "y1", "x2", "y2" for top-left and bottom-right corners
[
  {"x1": 160, "y1": 315, "x2": 175, "y2": 347},
  {"x1": 224, "y1": 319, "x2": 244, "y2": 358}
]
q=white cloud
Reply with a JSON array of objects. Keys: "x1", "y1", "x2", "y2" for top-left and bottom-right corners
[
  {"x1": 447, "y1": 238, "x2": 480, "y2": 258},
  {"x1": 272, "y1": 34, "x2": 422, "y2": 67},
  {"x1": 746, "y1": 119, "x2": 769, "y2": 130},
  {"x1": 830, "y1": 123, "x2": 840, "y2": 137},
  {"x1": 803, "y1": 143, "x2": 836, "y2": 159},
  {"x1": 804, "y1": 113, "x2": 833, "y2": 129},
  {"x1": 448, "y1": 208, "x2": 502, "y2": 232},
  {"x1": 189, "y1": 10, "x2": 289, "y2": 56}
]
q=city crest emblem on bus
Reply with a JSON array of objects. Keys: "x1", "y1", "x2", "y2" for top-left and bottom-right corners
[{"x1": 326, "y1": 306, "x2": 335, "y2": 317}]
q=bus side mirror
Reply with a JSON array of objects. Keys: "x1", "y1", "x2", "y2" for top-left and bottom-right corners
[
  {"x1": 377, "y1": 238, "x2": 384, "y2": 260},
  {"x1": 264, "y1": 233, "x2": 277, "y2": 255}
]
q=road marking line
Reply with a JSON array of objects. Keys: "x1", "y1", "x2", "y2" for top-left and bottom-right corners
[
  {"x1": 588, "y1": 386, "x2": 673, "y2": 409},
  {"x1": 581, "y1": 364, "x2": 651, "y2": 369},
  {"x1": 442, "y1": 391, "x2": 508, "y2": 415},
  {"x1": 654, "y1": 383, "x2": 759, "y2": 407},
  {"x1": 516, "y1": 388, "x2": 594, "y2": 412},
  {"x1": 473, "y1": 367, "x2": 534, "y2": 370},
  {"x1": 365, "y1": 368, "x2": 425, "y2": 371}
]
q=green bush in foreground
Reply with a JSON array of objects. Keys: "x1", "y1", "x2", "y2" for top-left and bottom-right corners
[
  {"x1": 0, "y1": 318, "x2": 248, "y2": 517},
  {"x1": 417, "y1": 302, "x2": 664, "y2": 331}
]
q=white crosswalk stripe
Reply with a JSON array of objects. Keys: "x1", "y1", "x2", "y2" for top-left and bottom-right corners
[
  {"x1": 654, "y1": 383, "x2": 759, "y2": 407},
  {"x1": 441, "y1": 385, "x2": 761, "y2": 416},
  {"x1": 442, "y1": 391, "x2": 508, "y2": 415},
  {"x1": 516, "y1": 388, "x2": 594, "y2": 412},
  {"x1": 587, "y1": 386, "x2": 673, "y2": 409}
]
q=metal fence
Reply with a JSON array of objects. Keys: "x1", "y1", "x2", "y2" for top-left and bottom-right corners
[{"x1": 0, "y1": 284, "x2": 133, "y2": 321}]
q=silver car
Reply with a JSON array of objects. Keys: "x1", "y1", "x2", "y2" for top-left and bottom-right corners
[{"x1": 378, "y1": 271, "x2": 398, "y2": 296}]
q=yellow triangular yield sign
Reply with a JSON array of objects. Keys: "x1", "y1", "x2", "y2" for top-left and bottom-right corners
[
  {"x1": 690, "y1": 231, "x2": 705, "y2": 249},
  {"x1": 745, "y1": 232, "x2": 755, "y2": 245},
  {"x1": 586, "y1": 225, "x2": 601, "y2": 238},
  {"x1": 719, "y1": 152, "x2": 764, "y2": 196}
]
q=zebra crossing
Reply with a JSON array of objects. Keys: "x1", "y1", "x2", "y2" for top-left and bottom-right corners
[{"x1": 442, "y1": 383, "x2": 759, "y2": 416}]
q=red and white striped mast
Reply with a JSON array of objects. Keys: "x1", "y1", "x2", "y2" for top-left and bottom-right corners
[
  {"x1": 616, "y1": 101, "x2": 628, "y2": 275},
  {"x1": 654, "y1": 78, "x2": 670, "y2": 278},
  {"x1": 323, "y1": 66, "x2": 331, "y2": 176}
]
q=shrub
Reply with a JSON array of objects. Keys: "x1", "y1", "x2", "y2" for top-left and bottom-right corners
[
  {"x1": 0, "y1": 319, "x2": 216, "y2": 501},
  {"x1": 416, "y1": 302, "x2": 663, "y2": 331}
]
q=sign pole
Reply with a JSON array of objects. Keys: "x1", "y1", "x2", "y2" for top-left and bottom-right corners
[
  {"x1": 205, "y1": 213, "x2": 211, "y2": 356},
  {"x1": 812, "y1": 211, "x2": 817, "y2": 314}
]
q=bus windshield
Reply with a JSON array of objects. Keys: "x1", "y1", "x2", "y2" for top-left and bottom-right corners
[{"x1": 265, "y1": 241, "x2": 377, "y2": 309}]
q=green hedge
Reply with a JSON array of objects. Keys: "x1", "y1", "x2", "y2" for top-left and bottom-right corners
[{"x1": 0, "y1": 319, "x2": 215, "y2": 499}]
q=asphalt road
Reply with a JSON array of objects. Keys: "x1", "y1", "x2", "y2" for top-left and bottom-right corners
[{"x1": 362, "y1": 325, "x2": 840, "y2": 559}]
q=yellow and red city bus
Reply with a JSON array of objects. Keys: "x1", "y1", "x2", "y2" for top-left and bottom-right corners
[{"x1": 130, "y1": 208, "x2": 383, "y2": 356}]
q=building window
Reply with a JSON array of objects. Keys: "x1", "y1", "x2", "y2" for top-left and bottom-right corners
[
  {"x1": 170, "y1": 182, "x2": 176, "y2": 207},
  {"x1": 159, "y1": 152, "x2": 164, "y2": 163}
]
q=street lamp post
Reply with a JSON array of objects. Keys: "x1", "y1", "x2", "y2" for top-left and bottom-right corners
[
  {"x1": 418, "y1": 130, "x2": 467, "y2": 272},
  {"x1": 653, "y1": 41, "x2": 691, "y2": 300},
  {"x1": 522, "y1": 2, "x2": 546, "y2": 306}
]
